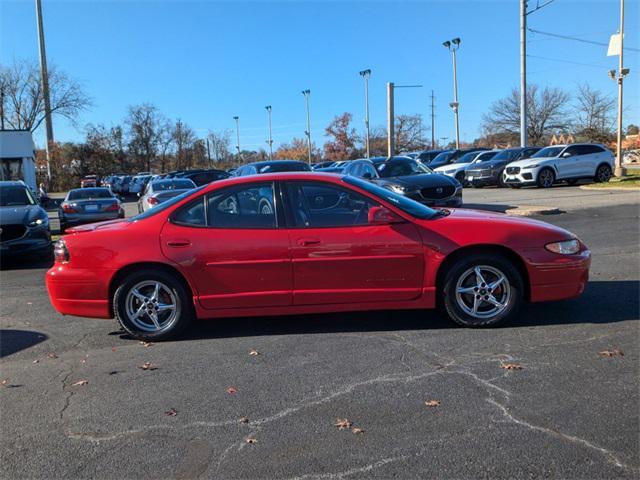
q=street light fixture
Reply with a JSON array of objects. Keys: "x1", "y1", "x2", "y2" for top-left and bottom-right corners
[
  {"x1": 265, "y1": 106, "x2": 273, "y2": 160},
  {"x1": 233, "y1": 116, "x2": 241, "y2": 161},
  {"x1": 443, "y1": 37, "x2": 461, "y2": 149},
  {"x1": 301, "y1": 90, "x2": 312, "y2": 164},
  {"x1": 359, "y1": 69, "x2": 372, "y2": 158}
]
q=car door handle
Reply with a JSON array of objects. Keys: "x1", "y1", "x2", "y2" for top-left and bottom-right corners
[
  {"x1": 297, "y1": 238, "x2": 321, "y2": 246},
  {"x1": 166, "y1": 240, "x2": 192, "y2": 248}
]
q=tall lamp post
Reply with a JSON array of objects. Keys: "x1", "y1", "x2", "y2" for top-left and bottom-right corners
[
  {"x1": 359, "y1": 69, "x2": 371, "y2": 158},
  {"x1": 265, "y1": 105, "x2": 273, "y2": 160},
  {"x1": 443, "y1": 38, "x2": 461, "y2": 149},
  {"x1": 301, "y1": 90, "x2": 312, "y2": 164},
  {"x1": 608, "y1": 0, "x2": 629, "y2": 177},
  {"x1": 233, "y1": 116, "x2": 241, "y2": 161}
]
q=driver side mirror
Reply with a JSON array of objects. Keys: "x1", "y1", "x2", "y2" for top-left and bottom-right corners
[
  {"x1": 367, "y1": 206, "x2": 404, "y2": 225},
  {"x1": 561, "y1": 151, "x2": 572, "y2": 158}
]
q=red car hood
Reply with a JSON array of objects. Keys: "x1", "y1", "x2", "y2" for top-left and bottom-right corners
[{"x1": 415, "y1": 208, "x2": 578, "y2": 250}]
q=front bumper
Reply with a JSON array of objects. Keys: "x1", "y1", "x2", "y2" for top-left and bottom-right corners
[
  {"x1": 407, "y1": 190, "x2": 463, "y2": 208},
  {"x1": 0, "y1": 226, "x2": 51, "y2": 256},
  {"x1": 502, "y1": 170, "x2": 537, "y2": 185},
  {"x1": 46, "y1": 264, "x2": 114, "y2": 318},
  {"x1": 465, "y1": 171, "x2": 499, "y2": 187},
  {"x1": 526, "y1": 248, "x2": 591, "y2": 302}
]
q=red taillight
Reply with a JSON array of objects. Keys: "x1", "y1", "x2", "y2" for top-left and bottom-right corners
[
  {"x1": 147, "y1": 197, "x2": 159, "y2": 205},
  {"x1": 105, "y1": 203, "x2": 120, "y2": 212},
  {"x1": 54, "y1": 240, "x2": 70, "y2": 263},
  {"x1": 62, "y1": 203, "x2": 78, "y2": 214}
]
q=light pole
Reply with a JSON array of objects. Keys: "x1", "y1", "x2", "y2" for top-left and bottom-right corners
[
  {"x1": 443, "y1": 38, "x2": 461, "y2": 149},
  {"x1": 520, "y1": 0, "x2": 527, "y2": 147},
  {"x1": 265, "y1": 105, "x2": 273, "y2": 160},
  {"x1": 233, "y1": 116, "x2": 241, "y2": 161},
  {"x1": 302, "y1": 90, "x2": 312, "y2": 164},
  {"x1": 608, "y1": 0, "x2": 628, "y2": 177},
  {"x1": 359, "y1": 69, "x2": 371, "y2": 158},
  {"x1": 35, "y1": 0, "x2": 53, "y2": 181},
  {"x1": 386, "y1": 82, "x2": 423, "y2": 157}
]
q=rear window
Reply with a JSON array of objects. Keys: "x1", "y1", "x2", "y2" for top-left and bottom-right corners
[
  {"x1": 68, "y1": 188, "x2": 113, "y2": 200},
  {"x1": 130, "y1": 186, "x2": 205, "y2": 221},
  {"x1": 152, "y1": 180, "x2": 196, "y2": 191}
]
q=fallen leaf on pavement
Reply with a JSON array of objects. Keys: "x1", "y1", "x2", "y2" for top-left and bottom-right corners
[
  {"x1": 249, "y1": 349, "x2": 259, "y2": 356},
  {"x1": 165, "y1": 408, "x2": 178, "y2": 417},
  {"x1": 226, "y1": 387, "x2": 237, "y2": 394},
  {"x1": 1, "y1": 379, "x2": 9, "y2": 386},
  {"x1": 111, "y1": 347, "x2": 117, "y2": 352},
  {"x1": 425, "y1": 400, "x2": 441, "y2": 407},
  {"x1": 139, "y1": 362, "x2": 158, "y2": 371},
  {"x1": 239, "y1": 417, "x2": 249, "y2": 424},
  {"x1": 140, "y1": 341, "x2": 153, "y2": 347},
  {"x1": 352, "y1": 427, "x2": 364, "y2": 434},
  {"x1": 599, "y1": 349, "x2": 624, "y2": 357},
  {"x1": 335, "y1": 419, "x2": 352, "y2": 430},
  {"x1": 47, "y1": 352, "x2": 58, "y2": 359},
  {"x1": 501, "y1": 363, "x2": 523, "y2": 370},
  {"x1": 245, "y1": 437, "x2": 257, "y2": 444},
  {"x1": 71, "y1": 380, "x2": 88, "y2": 386},
  {"x1": 32, "y1": 359, "x2": 40, "y2": 364}
]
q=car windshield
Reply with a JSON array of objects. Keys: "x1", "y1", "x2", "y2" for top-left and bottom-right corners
[
  {"x1": 491, "y1": 149, "x2": 520, "y2": 161},
  {"x1": 375, "y1": 159, "x2": 431, "y2": 178},
  {"x1": 533, "y1": 147, "x2": 564, "y2": 158},
  {"x1": 343, "y1": 176, "x2": 437, "y2": 219},
  {"x1": 454, "y1": 152, "x2": 479, "y2": 164},
  {"x1": 430, "y1": 151, "x2": 454, "y2": 164},
  {"x1": 131, "y1": 185, "x2": 205, "y2": 221},
  {"x1": 0, "y1": 186, "x2": 36, "y2": 207},
  {"x1": 152, "y1": 180, "x2": 195, "y2": 191},
  {"x1": 68, "y1": 188, "x2": 113, "y2": 200}
]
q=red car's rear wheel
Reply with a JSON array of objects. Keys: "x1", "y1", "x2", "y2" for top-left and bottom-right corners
[
  {"x1": 441, "y1": 253, "x2": 523, "y2": 327},
  {"x1": 114, "y1": 269, "x2": 193, "y2": 340}
]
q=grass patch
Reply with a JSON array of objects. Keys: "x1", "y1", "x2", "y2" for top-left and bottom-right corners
[{"x1": 584, "y1": 171, "x2": 640, "y2": 189}]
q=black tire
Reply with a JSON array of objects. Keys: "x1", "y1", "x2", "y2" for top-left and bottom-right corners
[
  {"x1": 496, "y1": 170, "x2": 506, "y2": 188},
  {"x1": 594, "y1": 164, "x2": 612, "y2": 183},
  {"x1": 508, "y1": 184, "x2": 521, "y2": 189},
  {"x1": 537, "y1": 168, "x2": 555, "y2": 188},
  {"x1": 440, "y1": 253, "x2": 523, "y2": 327},
  {"x1": 455, "y1": 172, "x2": 465, "y2": 184},
  {"x1": 114, "y1": 268, "x2": 193, "y2": 341}
]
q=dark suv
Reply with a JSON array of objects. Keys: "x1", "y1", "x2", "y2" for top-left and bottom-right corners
[
  {"x1": 0, "y1": 181, "x2": 51, "y2": 258},
  {"x1": 465, "y1": 147, "x2": 541, "y2": 188}
]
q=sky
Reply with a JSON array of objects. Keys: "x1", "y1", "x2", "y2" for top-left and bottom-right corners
[{"x1": 1, "y1": 0, "x2": 639, "y2": 151}]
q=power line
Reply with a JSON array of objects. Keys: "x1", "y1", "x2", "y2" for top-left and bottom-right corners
[
  {"x1": 526, "y1": 54, "x2": 610, "y2": 69},
  {"x1": 528, "y1": 28, "x2": 640, "y2": 53}
]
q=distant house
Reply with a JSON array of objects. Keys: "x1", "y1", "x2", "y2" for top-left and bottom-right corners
[{"x1": 0, "y1": 130, "x2": 37, "y2": 191}]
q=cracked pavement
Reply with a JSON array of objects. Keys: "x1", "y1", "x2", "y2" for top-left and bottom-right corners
[{"x1": 1, "y1": 195, "x2": 638, "y2": 479}]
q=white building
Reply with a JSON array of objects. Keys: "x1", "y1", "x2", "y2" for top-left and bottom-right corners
[{"x1": 0, "y1": 130, "x2": 37, "y2": 191}]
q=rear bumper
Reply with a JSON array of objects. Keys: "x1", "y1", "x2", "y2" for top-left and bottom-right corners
[
  {"x1": 527, "y1": 249, "x2": 591, "y2": 302},
  {"x1": 60, "y1": 212, "x2": 123, "y2": 226},
  {"x1": 46, "y1": 264, "x2": 114, "y2": 318}
]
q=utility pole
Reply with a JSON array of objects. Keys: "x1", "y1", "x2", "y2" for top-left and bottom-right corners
[
  {"x1": 430, "y1": 90, "x2": 436, "y2": 149},
  {"x1": 265, "y1": 105, "x2": 273, "y2": 160},
  {"x1": 302, "y1": 90, "x2": 312, "y2": 164},
  {"x1": 35, "y1": 0, "x2": 53, "y2": 181},
  {"x1": 387, "y1": 82, "x2": 394, "y2": 157},
  {"x1": 205, "y1": 137, "x2": 212, "y2": 167},
  {"x1": 359, "y1": 69, "x2": 371, "y2": 158},
  {"x1": 0, "y1": 87, "x2": 5, "y2": 130},
  {"x1": 233, "y1": 116, "x2": 241, "y2": 161},
  {"x1": 443, "y1": 38, "x2": 461, "y2": 149},
  {"x1": 520, "y1": 0, "x2": 527, "y2": 147}
]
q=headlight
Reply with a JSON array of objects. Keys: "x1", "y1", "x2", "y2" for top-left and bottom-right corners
[
  {"x1": 522, "y1": 164, "x2": 539, "y2": 169},
  {"x1": 389, "y1": 185, "x2": 407, "y2": 194},
  {"x1": 545, "y1": 239, "x2": 580, "y2": 255},
  {"x1": 28, "y1": 216, "x2": 49, "y2": 227}
]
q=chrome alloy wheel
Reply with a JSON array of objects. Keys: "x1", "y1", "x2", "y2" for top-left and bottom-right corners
[
  {"x1": 539, "y1": 169, "x2": 554, "y2": 187},
  {"x1": 597, "y1": 165, "x2": 611, "y2": 182},
  {"x1": 455, "y1": 265, "x2": 511, "y2": 319},
  {"x1": 125, "y1": 281, "x2": 180, "y2": 333}
]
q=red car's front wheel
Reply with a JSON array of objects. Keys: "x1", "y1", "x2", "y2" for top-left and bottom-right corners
[
  {"x1": 114, "y1": 269, "x2": 193, "y2": 341},
  {"x1": 441, "y1": 254, "x2": 523, "y2": 327}
]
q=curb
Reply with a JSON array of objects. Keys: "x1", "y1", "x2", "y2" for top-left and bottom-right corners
[
  {"x1": 579, "y1": 185, "x2": 640, "y2": 192},
  {"x1": 505, "y1": 205, "x2": 562, "y2": 217}
]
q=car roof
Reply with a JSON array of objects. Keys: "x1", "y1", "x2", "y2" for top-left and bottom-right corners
[
  {"x1": 68, "y1": 187, "x2": 111, "y2": 193},
  {"x1": 245, "y1": 160, "x2": 308, "y2": 167},
  {"x1": 0, "y1": 180, "x2": 27, "y2": 187}
]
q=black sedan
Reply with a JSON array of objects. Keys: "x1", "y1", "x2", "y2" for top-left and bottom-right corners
[
  {"x1": 465, "y1": 147, "x2": 541, "y2": 187},
  {"x1": 363, "y1": 157, "x2": 462, "y2": 207},
  {"x1": 0, "y1": 181, "x2": 51, "y2": 258}
]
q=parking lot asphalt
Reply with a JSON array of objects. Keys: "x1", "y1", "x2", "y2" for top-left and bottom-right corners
[{"x1": 1, "y1": 187, "x2": 639, "y2": 479}]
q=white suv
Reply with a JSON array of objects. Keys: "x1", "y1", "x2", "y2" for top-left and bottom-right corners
[{"x1": 502, "y1": 144, "x2": 614, "y2": 188}]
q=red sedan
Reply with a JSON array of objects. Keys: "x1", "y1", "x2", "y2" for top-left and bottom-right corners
[{"x1": 46, "y1": 173, "x2": 590, "y2": 341}]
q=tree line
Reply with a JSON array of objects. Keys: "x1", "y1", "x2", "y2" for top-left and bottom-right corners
[{"x1": 1, "y1": 58, "x2": 633, "y2": 191}]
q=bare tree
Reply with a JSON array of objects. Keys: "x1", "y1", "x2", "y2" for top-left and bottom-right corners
[
  {"x1": 395, "y1": 114, "x2": 427, "y2": 152},
  {"x1": 126, "y1": 103, "x2": 164, "y2": 172},
  {"x1": 172, "y1": 119, "x2": 196, "y2": 170},
  {"x1": 207, "y1": 130, "x2": 232, "y2": 164},
  {"x1": 157, "y1": 120, "x2": 175, "y2": 173},
  {"x1": 0, "y1": 59, "x2": 90, "y2": 132},
  {"x1": 481, "y1": 84, "x2": 570, "y2": 145},
  {"x1": 573, "y1": 83, "x2": 615, "y2": 142}
]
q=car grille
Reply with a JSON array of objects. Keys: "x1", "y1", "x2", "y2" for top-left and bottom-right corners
[
  {"x1": 0, "y1": 224, "x2": 27, "y2": 242},
  {"x1": 467, "y1": 169, "x2": 492, "y2": 178},
  {"x1": 420, "y1": 185, "x2": 455, "y2": 200},
  {"x1": 506, "y1": 166, "x2": 521, "y2": 175}
]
